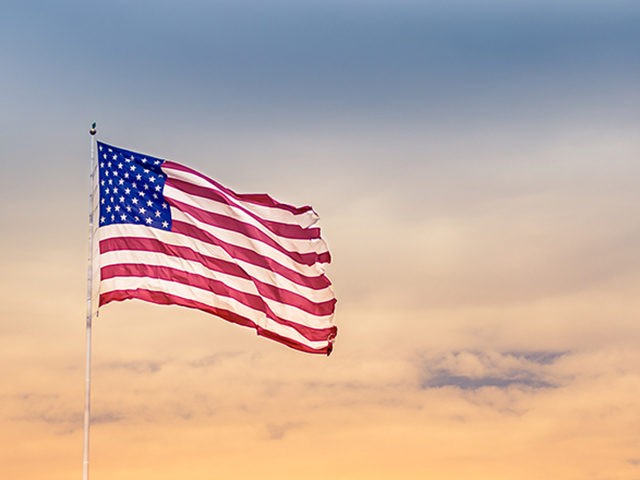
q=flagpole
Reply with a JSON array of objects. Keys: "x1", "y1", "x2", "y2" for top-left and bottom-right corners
[{"x1": 83, "y1": 122, "x2": 98, "y2": 480}]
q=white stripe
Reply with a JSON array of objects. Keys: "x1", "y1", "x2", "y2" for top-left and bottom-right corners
[
  {"x1": 164, "y1": 184, "x2": 328, "y2": 256},
  {"x1": 171, "y1": 208, "x2": 325, "y2": 276},
  {"x1": 164, "y1": 165, "x2": 320, "y2": 228},
  {"x1": 100, "y1": 249, "x2": 335, "y2": 328},
  {"x1": 98, "y1": 224, "x2": 334, "y2": 298},
  {"x1": 100, "y1": 276, "x2": 329, "y2": 349}
]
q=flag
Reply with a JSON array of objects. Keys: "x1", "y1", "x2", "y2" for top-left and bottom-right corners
[{"x1": 95, "y1": 141, "x2": 337, "y2": 355}]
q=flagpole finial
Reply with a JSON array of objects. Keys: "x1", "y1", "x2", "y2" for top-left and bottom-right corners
[{"x1": 89, "y1": 122, "x2": 97, "y2": 136}]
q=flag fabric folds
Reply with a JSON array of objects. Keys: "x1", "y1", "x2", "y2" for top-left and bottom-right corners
[{"x1": 95, "y1": 141, "x2": 337, "y2": 354}]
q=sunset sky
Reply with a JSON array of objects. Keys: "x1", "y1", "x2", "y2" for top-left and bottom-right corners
[{"x1": 1, "y1": 1, "x2": 640, "y2": 479}]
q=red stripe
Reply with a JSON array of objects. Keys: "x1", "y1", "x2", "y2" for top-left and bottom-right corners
[
  {"x1": 101, "y1": 237, "x2": 335, "y2": 314},
  {"x1": 100, "y1": 236, "x2": 331, "y2": 291},
  {"x1": 100, "y1": 289, "x2": 333, "y2": 355},
  {"x1": 101, "y1": 263, "x2": 336, "y2": 341},
  {"x1": 166, "y1": 177, "x2": 321, "y2": 240},
  {"x1": 171, "y1": 220, "x2": 331, "y2": 288},
  {"x1": 163, "y1": 161, "x2": 314, "y2": 215},
  {"x1": 168, "y1": 197, "x2": 328, "y2": 266}
]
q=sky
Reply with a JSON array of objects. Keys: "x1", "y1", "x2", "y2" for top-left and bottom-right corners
[{"x1": 1, "y1": 0, "x2": 640, "y2": 478}]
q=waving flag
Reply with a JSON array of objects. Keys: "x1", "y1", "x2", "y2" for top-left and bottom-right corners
[{"x1": 95, "y1": 141, "x2": 337, "y2": 354}]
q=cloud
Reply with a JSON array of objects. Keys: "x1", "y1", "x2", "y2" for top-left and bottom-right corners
[
  {"x1": 92, "y1": 411, "x2": 126, "y2": 425},
  {"x1": 8, "y1": 391, "x2": 127, "y2": 434},
  {"x1": 187, "y1": 351, "x2": 244, "y2": 368},
  {"x1": 265, "y1": 422, "x2": 306, "y2": 440},
  {"x1": 98, "y1": 360, "x2": 167, "y2": 374},
  {"x1": 420, "y1": 350, "x2": 567, "y2": 391},
  {"x1": 505, "y1": 351, "x2": 566, "y2": 365},
  {"x1": 424, "y1": 374, "x2": 554, "y2": 390}
]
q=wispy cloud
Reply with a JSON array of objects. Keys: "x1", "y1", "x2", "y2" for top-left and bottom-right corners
[
  {"x1": 7, "y1": 392, "x2": 125, "y2": 434},
  {"x1": 97, "y1": 360, "x2": 168, "y2": 374},
  {"x1": 265, "y1": 421, "x2": 306, "y2": 440},
  {"x1": 187, "y1": 351, "x2": 243, "y2": 368}
]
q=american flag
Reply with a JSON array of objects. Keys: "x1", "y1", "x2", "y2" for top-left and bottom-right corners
[{"x1": 95, "y1": 141, "x2": 337, "y2": 355}]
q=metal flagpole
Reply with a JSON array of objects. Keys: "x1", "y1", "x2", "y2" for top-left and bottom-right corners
[{"x1": 83, "y1": 122, "x2": 98, "y2": 480}]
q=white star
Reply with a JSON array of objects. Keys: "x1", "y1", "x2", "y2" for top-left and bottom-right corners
[
  {"x1": 149, "y1": 176, "x2": 156, "y2": 183},
  {"x1": 155, "y1": 185, "x2": 161, "y2": 191},
  {"x1": 154, "y1": 160, "x2": 161, "y2": 165},
  {"x1": 134, "y1": 216, "x2": 140, "y2": 222},
  {"x1": 141, "y1": 158, "x2": 147, "y2": 163},
  {"x1": 100, "y1": 216, "x2": 106, "y2": 223},
  {"x1": 139, "y1": 207, "x2": 146, "y2": 214},
  {"x1": 100, "y1": 161, "x2": 105, "y2": 168},
  {"x1": 111, "y1": 214, "x2": 115, "y2": 221},
  {"x1": 138, "y1": 191, "x2": 145, "y2": 197},
  {"x1": 155, "y1": 210, "x2": 161, "y2": 217},
  {"x1": 108, "y1": 179, "x2": 113, "y2": 185},
  {"x1": 124, "y1": 173, "x2": 129, "y2": 179},
  {"x1": 132, "y1": 198, "x2": 139, "y2": 205},
  {"x1": 136, "y1": 174, "x2": 142, "y2": 181},
  {"x1": 118, "y1": 179, "x2": 124, "y2": 185},
  {"x1": 162, "y1": 203, "x2": 168, "y2": 209},
  {"x1": 143, "y1": 184, "x2": 149, "y2": 190},
  {"x1": 119, "y1": 196, "x2": 125, "y2": 203},
  {"x1": 152, "y1": 193, "x2": 158, "y2": 199},
  {"x1": 145, "y1": 217, "x2": 153, "y2": 224},
  {"x1": 147, "y1": 200, "x2": 153, "y2": 207},
  {"x1": 106, "y1": 206, "x2": 111, "y2": 213},
  {"x1": 120, "y1": 214, "x2": 127, "y2": 221},
  {"x1": 107, "y1": 161, "x2": 112, "y2": 168},
  {"x1": 118, "y1": 163, "x2": 123, "y2": 169},
  {"x1": 113, "y1": 187, "x2": 118, "y2": 194},
  {"x1": 100, "y1": 180, "x2": 105, "y2": 186},
  {"x1": 112, "y1": 170, "x2": 118, "y2": 177},
  {"x1": 126, "y1": 206, "x2": 132, "y2": 212},
  {"x1": 125, "y1": 188, "x2": 131, "y2": 194},
  {"x1": 114, "y1": 205, "x2": 120, "y2": 212},
  {"x1": 105, "y1": 188, "x2": 110, "y2": 194},
  {"x1": 130, "y1": 165, "x2": 136, "y2": 171},
  {"x1": 143, "y1": 168, "x2": 150, "y2": 174},
  {"x1": 112, "y1": 154, "x2": 117, "y2": 160},
  {"x1": 132, "y1": 183, "x2": 138, "y2": 189},
  {"x1": 162, "y1": 221, "x2": 169, "y2": 228},
  {"x1": 101, "y1": 198, "x2": 105, "y2": 205}
]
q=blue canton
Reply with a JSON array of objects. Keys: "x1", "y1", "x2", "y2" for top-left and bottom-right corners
[{"x1": 97, "y1": 142, "x2": 172, "y2": 231}]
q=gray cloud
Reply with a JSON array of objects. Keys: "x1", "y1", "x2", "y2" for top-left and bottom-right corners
[
  {"x1": 423, "y1": 373, "x2": 554, "y2": 390},
  {"x1": 504, "y1": 351, "x2": 566, "y2": 365},
  {"x1": 420, "y1": 350, "x2": 567, "y2": 391}
]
